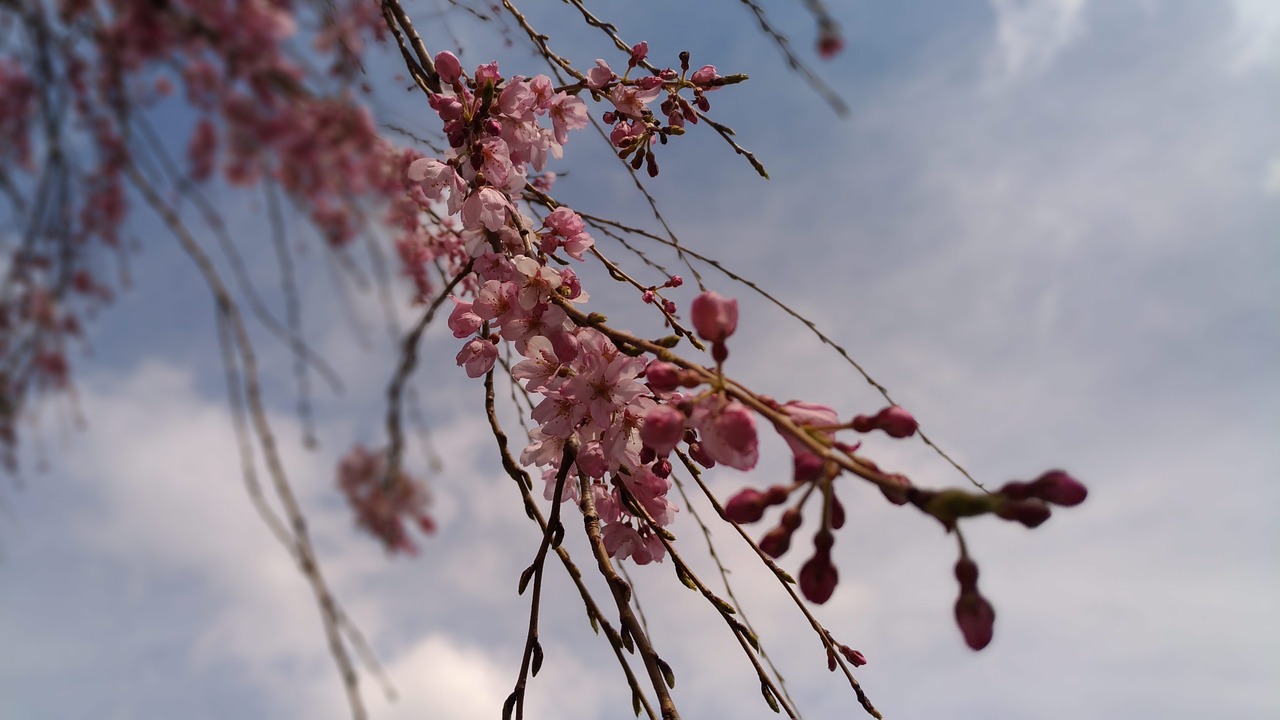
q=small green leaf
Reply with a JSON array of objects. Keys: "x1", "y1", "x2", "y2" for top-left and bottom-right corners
[{"x1": 761, "y1": 683, "x2": 780, "y2": 714}]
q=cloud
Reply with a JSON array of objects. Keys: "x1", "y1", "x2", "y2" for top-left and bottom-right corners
[{"x1": 986, "y1": 0, "x2": 1090, "y2": 83}]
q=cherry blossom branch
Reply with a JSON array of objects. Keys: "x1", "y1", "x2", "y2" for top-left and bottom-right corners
[
  {"x1": 675, "y1": 449, "x2": 881, "y2": 717},
  {"x1": 734, "y1": 0, "x2": 849, "y2": 115},
  {"x1": 383, "y1": 259, "x2": 475, "y2": 485},
  {"x1": 482, "y1": 370, "x2": 660, "y2": 720},
  {"x1": 507, "y1": 442, "x2": 575, "y2": 720},
  {"x1": 126, "y1": 163, "x2": 372, "y2": 720},
  {"x1": 617, "y1": 481, "x2": 801, "y2": 718},
  {"x1": 569, "y1": 449, "x2": 681, "y2": 719},
  {"x1": 566, "y1": 210, "x2": 987, "y2": 491}
]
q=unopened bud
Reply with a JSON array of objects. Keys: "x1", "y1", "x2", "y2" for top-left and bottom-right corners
[
  {"x1": 1029, "y1": 470, "x2": 1087, "y2": 507},
  {"x1": 955, "y1": 591, "x2": 996, "y2": 651},
  {"x1": 996, "y1": 498, "x2": 1052, "y2": 528},
  {"x1": 690, "y1": 291, "x2": 738, "y2": 342},
  {"x1": 724, "y1": 488, "x2": 767, "y2": 524},
  {"x1": 799, "y1": 552, "x2": 838, "y2": 604},
  {"x1": 644, "y1": 360, "x2": 680, "y2": 392}
]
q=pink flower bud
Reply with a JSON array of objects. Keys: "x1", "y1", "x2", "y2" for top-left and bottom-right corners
[
  {"x1": 690, "y1": 65, "x2": 721, "y2": 86},
  {"x1": 688, "y1": 441, "x2": 716, "y2": 469},
  {"x1": 696, "y1": 398, "x2": 758, "y2": 471},
  {"x1": 640, "y1": 404, "x2": 686, "y2": 456},
  {"x1": 628, "y1": 41, "x2": 649, "y2": 66},
  {"x1": 874, "y1": 406, "x2": 918, "y2": 438},
  {"x1": 644, "y1": 359, "x2": 680, "y2": 392},
  {"x1": 830, "y1": 496, "x2": 846, "y2": 530},
  {"x1": 434, "y1": 51, "x2": 462, "y2": 84},
  {"x1": 878, "y1": 473, "x2": 912, "y2": 505},
  {"x1": 1030, "y1": 470, "x2": 1087, "y2": 506},
  {"x1": 690, "y1": 291, "x2": 738, "y2": 342},
  {"x1": 799, "y1": 552, "x2": 838, "y2": 604},
  {"x1": 955, "y1": 592, "x2": 996, "y2": 650},
  {"x1": 724, "y1": 488, "x2": 767, "y2": 524}
]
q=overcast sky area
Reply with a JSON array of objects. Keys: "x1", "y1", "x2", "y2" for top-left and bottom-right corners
[{"x1": 1, "y1": 1, "x2": 1277, "y2": 718}]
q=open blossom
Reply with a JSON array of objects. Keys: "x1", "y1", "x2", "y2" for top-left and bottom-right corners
[
  {"x1": 456, "y1": 337, "x2": 498, "y2": 377},
  {"x1": 461, "y1": 186, "x2": 510, "y2": 232},
  {"x1": 691, "y1": 396, "x2": 759, "y2": 471},
  {"x1": 608, "y1": 83, "x2": 662, "y2": 119},
  {"x1": 407, "y1": 158, "x2": 465, "y2": 215},
  {"x1": 602, "y1": 523, "x2": 665, "y2": 565},
  {"x1": 548, "y1": 92, "x2": 588, "y2": 144},
  {"x1": 447, "y1": 296, "x2": 483, "y2": 338},
  {"x1": 587, "y1": 59, "x2": 614, "y2": 90}
]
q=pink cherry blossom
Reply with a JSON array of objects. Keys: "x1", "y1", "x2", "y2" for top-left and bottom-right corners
[
  {"x1": 690, "y1": 291, "x2": 738, "y2": 342},
  {"x1": 447, "y1": 296, "x2": 483, "y2": 338},
  {"x1": 456, "y1": 337, "x2": 498, "y2": 378},
  {"x1": 587, "y1": 59, "x2": 614, "y2": 90},
  {"x1": 640, "y1": 404, "x2": 685, "y2": 456},
  {"x1": 691, "y1": 396, "x2": 759, "y2": 471},
  {"x1": 461, "y1": 187, "x2": 510, "y2": 232},
  {"x1": 548, "y1": 92, "x2": 587, "y2": 145}
]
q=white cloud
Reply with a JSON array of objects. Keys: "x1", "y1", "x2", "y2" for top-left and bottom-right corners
[
  {"x1": 1229, "y1": 0, "x2": 1280, "y2": 72},
  {"x1": 986, "y1": 0, "x2": 1090, "y2": 83}
]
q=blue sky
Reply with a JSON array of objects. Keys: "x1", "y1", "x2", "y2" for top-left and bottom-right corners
[{"x1": 1, "y1": 1, "x2": 1277, "y2": 718}]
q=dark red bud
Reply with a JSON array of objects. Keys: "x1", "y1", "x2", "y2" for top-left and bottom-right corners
[
  {"x1": 839, "y1": 645, "x2": 867, "y2": 667},
  {"x1": 878, "y1": 473, "x2": 912, "y2": 506},
  {"x1": 954, "y1": 557, "x2": 979, "y2": 589},
  {"x1": 759, "y1": 526, "x2": 792, "y2": 558},
  {"x1": 780, "y1": 508, "x2": 803, "y2": 532},
  {"x1": 763, "y1": 485, "x2": 790, "y2": 506},
  {"x1": 639, "y1": 446, "x2": 656, "y2": 465},
  {"x1": 711, "y1": 340, "x2": 729, "y2": 364},
  {"x1": 830, "y1": 496, "x2": 846, "y2": 530},
  {"x1": 955, "y1": 591, "x2": 996, "y2": 650},
  {"x1": 1029, "y1": 470, "x2": 1088, "y2": 507},
  {"x1": 996, "y1": 498, "x2": 1052, "y2": 528},
  {"x1": 724, "y1": 488, "x2": 767, "y2": 524},
  {"x1": 651, "y1": 458, "x2": 672, "y2": 478},
  {"x1": 998, "y1": 480, "x2": 1032, "y2": 500},
  {"x1": 850, "y1": 414, "x2": 875, "y2": 433},
  {"x1": 793, "y1": 452, "x2": 824, "y2": 482},
  {"x1": 812, "y1": 529, "x2": 834, "y2": 553},
  {"x1": 799, "y1": 554, "x2": 839, "y2": 604},
  {"x1": 688, "y1": 442, "x2": 716, "y2": 469}
]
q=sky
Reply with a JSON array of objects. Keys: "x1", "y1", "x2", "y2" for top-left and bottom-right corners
[{"x1": 1, "y1": 1, "x2": 1278, "y2": 719}]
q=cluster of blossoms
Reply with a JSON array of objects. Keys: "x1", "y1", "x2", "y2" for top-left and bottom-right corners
[
  {"x1": 582, "y1": 42, "x2": 741, "y2": 176},
  {"x1": 388, "y1": 51, "x2": 1089, "y2": 657},
  {"x1": 0, "y1": 0, "x2": 425, "y2": 468},
  {"x1": 337, "y1": 445, "x2": 436, "y2": 555}
]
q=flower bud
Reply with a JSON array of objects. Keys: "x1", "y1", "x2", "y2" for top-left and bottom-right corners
[
  {"x1": 955, "y1": 591, "x2": 996, "y2": 650},
  {"x1": 762, "y1": 485, "x2": 790, "y2": 506},
  {"x1": 830, "y1": 496, "x2": 846, "y2": 530},
  {"x1": 793, "y1": 452, "x2": 824, "y2": 482},
  {"x1": 724, "y1": 488, "x2": 767, "y2": 524},
  {"x1": 839, "y1": 645, "x2": 867, "y2": 667},
  {"x1": 640, "y1": 404, "x2": 686, "y2": 457},
  {"x1": 1029, "y1": 470, "x2": 1088, "y2": 507},
  {"x1": 799, "y1": 552, "x2": 838, "y2": 604},
  {"x1": 874, "y1": 406, "x2": 918, "y2": 438},
  {"x1": 759, "y1": 525, "x2": 792, "y2": 558},
  {"x1": 954, "y1": 557, "x2": 979, "y2": 590},
  {"x1": 434, "y1": 51, "x2": 462, "y2": 84},
  {"x1": 995, "y1": 498, "x2": 1052, "y2": 528},
  {"x1": 687, "y1": 441, "x2": 716, "y2": 469},
  {"x1": 644, "y1": 359, "x2": 680, "y2": 392},
  {"x1": 690, "y1": 291, "x2": 738, "y2": 342}
]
